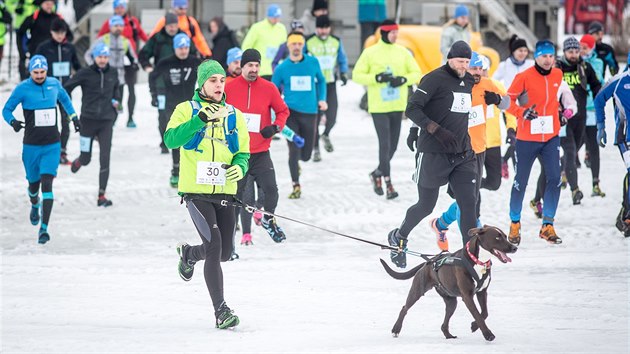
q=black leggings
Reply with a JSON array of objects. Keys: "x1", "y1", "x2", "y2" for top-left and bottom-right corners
[
  {"x1": 584, "y1": 125, "x2": 601, "y2": 182},
  {"x1": 315, "y1": 83, "x2": 338, "y2": 148},
  {"x1": 59, "y1": 105, "x2": 70, "y2": 151},
  {"x1": 481, "y1": 146, "x2": 502, "y2": 191},
  {"x1": 286, "y1": 110, "x2": 317, "y2": 183},
  {"x1": 159, "y1": 108, "x2": 180, "y2": 168},
  {"x1": 371, "y1": 111, "x2": 402, "y2": 177},
  {"x1": 79, "y1": 119, "x2": 114, "y2": 194},
  {"x1": 121, "y1": 68, "x2": 137, "y2": 120},
  {"x1": 184, "y1": 197, "x2": 235, "y2": 311},
  {"x1": 237, "y1": 152, "x2": 278, "y2": 234},
  {"x1": 561, "y1": 117, "x2": 586, "y2": 191}
]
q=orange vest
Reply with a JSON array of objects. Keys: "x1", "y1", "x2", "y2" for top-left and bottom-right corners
[{"x1": 468, "y1": 77, "x2": 500, "y2": 154}]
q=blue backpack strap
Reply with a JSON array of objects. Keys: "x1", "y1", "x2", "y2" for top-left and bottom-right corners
[
  {"x1": 183, "y1": 100, "x2": 206, "y2": 153},
  {"x1": 224, "y1": 104, "x2": 240, "y2": 154}
]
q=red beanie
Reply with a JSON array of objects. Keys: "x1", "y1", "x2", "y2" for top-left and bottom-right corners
[{"x1": 580, "y1": 34, "x2": 596, "y2": 49}]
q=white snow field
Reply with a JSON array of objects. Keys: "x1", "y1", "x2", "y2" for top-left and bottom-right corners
[{"x1": 1, "y1": 80, "x2": 628, "y2": 353}]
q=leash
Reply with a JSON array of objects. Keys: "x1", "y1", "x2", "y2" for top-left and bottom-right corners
[{"x1": 203, "y1": 197, "x2": 437, "y2": 261}]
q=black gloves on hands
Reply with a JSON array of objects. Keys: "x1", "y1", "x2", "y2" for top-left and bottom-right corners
[
  {"x1": 432, "y1": 126, "x2": 458, "y2": 151},
  {"x1": 72, "y1": 118, "x2": 81, "y2": 133},
  {"x1": 197, "y1": 103, "x2": 222, "y2": 123},
  {"x1": 375, "y1": 72, "x2": 393, "y2": 83},
  {"x1": 340, "y1": 73, "x2": 348, "y2": 86},
  {"x1": 406, "y1": 127, "x2": 419, "y2": 152},
  {"x1": 390, "y1": 76, "x2": 407, "y2": 88},
  {"x1": 260, "y1": 124, "x2": 280, "y2": 139},
  {"x1": 11, "y1": 119, "x2": 24, "y2": 132},
  {"x1": 506, "y1": 128, "x2": 516, "y2": 146},
  {"x1": 523, "y1": 104, "x2": 538, "y2": 120},
  {"x1": 151, "y1": 95, "x2": 158, "y2": 107},
  {"x1": 484, "y1": 91, "x2": 502, "y2": 106}
]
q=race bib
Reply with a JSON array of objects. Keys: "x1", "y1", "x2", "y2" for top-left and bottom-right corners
[
  {"x1": 468, "y1": 105, "x2": 485, "y2": 127},
  {"x1": 52, "y1": 62, "x2": 70, "y2": 77},
  {"x1": 290, "y1": 76, "x2": 312, "y2": 91},
  {"x1": 266, "y1": 46, "x2": 278, "y2": 59},
  {"x1": 623, "y1": 150, "x2": 630, "y2": 169},
  {"x1": 530, "y1": 115, "x2": 554, "y2": 135},
  {"x1": 196, "y1": 161, "x2": 226, "y2": 186},
  {"x1": 317, "y1": 55, "x2": 335, "y2": 70},
  {"x1": 79, "y1": 136, "x2": 92, "y2": 152},
  {"x1": 586, "y1": 111, "x2": 597, "y2": 126},
  {"x1": 157, "y1": 95, "x2": 166, "y2": 110},
  {"x1": 243, "y1": 113, "x2": 261, "y2": 133},
  {"x1": 34, "y1": 108, "x2": 56, "y2": 127},
  {"x1": 559, "y1": 125, "x2": 567, "y2": 137},
  {"x1": 451, "y1": 92, "x2": 472, "y2": 113},
  {"x1": 486, "y1": 105, "x2": 495, "y2": 119},
  {"x1": 380, "y1": 86, "x2": 400, "y2": 102}
]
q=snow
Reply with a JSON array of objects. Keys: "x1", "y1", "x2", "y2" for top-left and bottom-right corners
[{"x1": 1, "y1": 80, "x2": 629, "y2": 353}]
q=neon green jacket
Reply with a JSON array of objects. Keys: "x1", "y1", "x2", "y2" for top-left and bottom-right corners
[
  {"x1": 241, "y1": 19, "x2": 287, "y2": 77},
  {"x1": 352, "y1": 40, "x2": 422, "y2": 113},
  {"x1": 6, "y1": 0, "x2": 35, "y2": 28},
  {"x1": 164, "y1": 91, "x2": 250, "y2": 195}
]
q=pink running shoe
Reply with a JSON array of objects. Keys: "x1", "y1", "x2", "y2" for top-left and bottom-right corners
[
  {"x1": 240, "y1": 233, "x2": 253, "y2": 246},
  {"x1": 253, "y1": 211, "x2": 263, "y2": 226},
  {"x1": 501, "y1": 161, "x2": 509, "y2": 179}
]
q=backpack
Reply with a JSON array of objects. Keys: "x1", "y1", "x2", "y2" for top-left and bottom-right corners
[{"x1": 183, "y1": 100, "x2": 239, "y2": 154}]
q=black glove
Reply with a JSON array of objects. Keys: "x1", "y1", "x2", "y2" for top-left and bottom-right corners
[
  {"x1": 72, "y1": 118, "x2": 81, "y2": 133},
  {"x1": 506, "y1": 128, "x2": 516, "y2": 146},
  {"x1": 375, "y1": 72, "x2": 393, "y2": 83},
  {"x1": 560, "y1": 115, "x2": 568, "y2": 127},
  {"x1": 260, "y1": 124, "x2": 280, "y2": 139},
  {"x1": 340, "y1": 73, "x2": 348, "y2": 86},
  {"x1": 151, "y1": 95, "x2": 158, "y2": 107},
  {"x1": 15, "y1": 6, "x2": 24, "y2": 15},
  {"x1": 11, "y1": 119, "x2": 24, "y2": 132},
  {"x1": 197, "y1": 103, "x2": 222, "y2": 123},
  {"x1": 432, "y1": 126, "x2": 458, "y2": 151},
  {"x1": 390, "y1": 76, "x2": 407, "y2": 88},
  {"x1": 523, "y1": 104, "x2": 538, "y2": 120},
  {"x1": 406, "y1": 127, "x2": 419, "y2": 152},
  {"x1": 484, "y1": 91, "x2": 502, "y2": 106}
]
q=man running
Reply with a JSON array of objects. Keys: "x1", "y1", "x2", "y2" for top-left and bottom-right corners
[
  {"x1": 506, "y1": 40, "x2": 564, "y2": 245},
  {"x1": 2, "y1": 55, "x2": 79, "y2": 243},
  {"x1": 588, "y1": 21, "x2": 619, "y2": 77},
  {"x1": 226, "y1": 48, "x2": 290, "y2": 244},
  {"x1": 272, "y1": 32, "x2": 326, "y2": 199},
  {"x1": 225, "y1": 47, "x2": 242, "y2": 84},
  {"x1": 166, "y1": 59, "x2": 250, "y2": 329},
  {"x1": 387, "y1": 41, "x2": 476, "y2": 268},
  {"x1": 149, "y1": 0, "x2": 211, "y2": 58},
  {"x1": 149, "y1": 33, "x2": 201, "y2": 187},
  {"x1": 241, "y1": 3, "x2": 287, "y2": 80},
  {"x1": 64, "y1": 43, "x2": 122, "y2": 207}
]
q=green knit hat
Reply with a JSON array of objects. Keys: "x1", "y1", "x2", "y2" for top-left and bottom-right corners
[{"x1": 197, "y1": 59, "x2": 226, "y2": 88}]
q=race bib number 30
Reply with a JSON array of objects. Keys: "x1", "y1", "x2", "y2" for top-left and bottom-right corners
[
  {"x1": 243, "y1": 113, "x2": 262, "y2": 133},
  {"x1": 451, "y1": 92, "x2": 472, "y2": 113},
  {"x1": 290, "y1": 76, "x2": 312, "y2": 91},
  {"x1": 196, "y1": 161, "x2": 226, "y2": 186},
  {"x1": 34, "y1": 108, "x2": 56, "y2": 127},
  {"x1": 468, "y1": 105, "x2": 485, "y2": 127},
  {"x1": 530, "y1": 115, "x2": 553, "y2": 135}
]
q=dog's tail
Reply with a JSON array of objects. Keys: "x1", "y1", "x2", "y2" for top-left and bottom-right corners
[{"x1": 379, "y1": 259, "x2": 426, "y2": 280}]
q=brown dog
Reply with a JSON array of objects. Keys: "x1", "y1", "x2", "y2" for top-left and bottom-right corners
[{"x1": 380, "y1": 225, "x2": 517, "y2": 341}]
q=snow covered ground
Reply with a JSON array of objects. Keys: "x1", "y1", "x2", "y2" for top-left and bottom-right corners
[{"x1": 1, "y1": 80, "x2": 629, "y2": 353}]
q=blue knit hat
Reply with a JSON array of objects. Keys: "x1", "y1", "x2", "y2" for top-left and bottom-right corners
[
  {"x1": 267, "y1": 4, "x2": 282, "y2": 18},
  {"x1": 469, "y1": 52, "x2": 483, "y2": 67},
  {"x1": 113, "y1": 0, "x2": 127, "y2": 9},
  {"x1": 227, "y1": 47, "x2": 243, "y2": 64},
  {"x1": 173, "y1": 33, "x2": 191, "y2": 49},
  {"x1": 172, "y1": 0, "x2": 188, "y2": 8},
  {"x1": 29, "y1": 55, "x2": 48, "y2": 72},
  {"x1": 109, "y1": 15, "x2": 124, "y2": 27},
  {"x1": 92, "y1": 42, "x2": 111, "y2": 57},
  {"x1": 454, "y1": 5, "x2": 469, "y2": 18},
  {"x1": 534, "y1": 40, "x2": 555, "y2": 58}
]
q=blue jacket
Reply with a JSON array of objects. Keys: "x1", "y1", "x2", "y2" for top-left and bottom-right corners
[
  {"x1": 358, "y1": 0, "x2": 387, "y2": 23},
  {"x1": 595, "y1": 71, "x2": 630, "y2": 144},
  {"x1": 272, "y1": 55, "x2": 326, "y2": 114},
  {"x1": 3, "y1": 77, "x2": 76, "y2": 145}
]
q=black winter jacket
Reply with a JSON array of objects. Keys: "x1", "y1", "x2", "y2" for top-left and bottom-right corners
[
  {"x1": 64, "y1": 64, "x2": 121, "y2": 121},
  {"x1": 35, "y1": 39, "x2": 81, "y2": 84}
]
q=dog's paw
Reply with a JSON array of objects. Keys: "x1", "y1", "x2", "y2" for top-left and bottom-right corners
[
  {"x1": 471, "y1": 321, "x2": 479, "y2": 332},
  {"x1": 483, "y1": 330, "x2": 495, "y2": 341},
  {"x1": 392, "y1": 332, "x2": 399, "y2": 338},
  {"x1": 392, "y1": 324, "x2": 402, "y2": 338}
]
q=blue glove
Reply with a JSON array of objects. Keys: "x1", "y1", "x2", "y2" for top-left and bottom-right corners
[
  {"x1": 597, "y1": 122, "x2": 607, "y2": 148},
  {"x1": 293, "y1": 134, "x2": 305, "y2": 148}
]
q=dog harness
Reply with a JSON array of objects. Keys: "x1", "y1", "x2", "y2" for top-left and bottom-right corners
[{"x1": 432, "y1": 241, "x2": 492, "y2": 295}]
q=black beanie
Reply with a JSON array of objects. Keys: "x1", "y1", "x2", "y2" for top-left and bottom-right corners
[
  {"x1": 312, "y1": 0, "x2": 328, "y2": 12},
  {"x1": 447, "y1": 40, "x2": 472, "y2": 59},
  {"x1": 241, "y1": 49, "x2": 261, "y2": 68},
  {"x1": 51, "y1": 18, "x2": 68, "y2": 32},
  {"x1": 380, "y1": 19, "x2": 397, "y2": 44},
  {"x1": 509, "y1": 34, "x2": 528, "y2": 53},
  {"x1": 316, "y1": 15, "x2": 331, "y2": 28}
]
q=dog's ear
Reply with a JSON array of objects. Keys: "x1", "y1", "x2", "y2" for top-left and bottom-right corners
[{"x1": 467, "y1": 227, "x2": 485, "y2": 237}]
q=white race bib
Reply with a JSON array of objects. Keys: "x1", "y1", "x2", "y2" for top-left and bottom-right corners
[
  {"x1": 380, "y1": 86, "x2": 400, "y2": 102},
  {"x1": 530, "y1": 115, "x2": 554, "y2": 135},
  {"x1": 79, "y1": 136, "x2": 92, "y2": 152},
  {"x1": 157, "y1": 95, "x2": 166, "y2": 110},
  {"x1": 451, "y1": 92, "x2": 472, "y2": 113},
  {"x1": 468, "y1": 105, "x2": 485, "y2": 127},
  {"x1": 586, "y1": 111, "x2": 597, "y2": 126},
  {"x1": 266, "y1": 46, "x2": 278, "y2": 59},
  {"x1": 34, "y1": 108, "x2": 56, "y2": 127},
  {"x1": 317, "y1": 55, "x2": 335, "y2": 70},
  {"x1": 486, "y1": 105, "x2": 495, "y2": 119},
  {"x1": 290, "y1": 76, "x2": 312, "y2": 91},
  {"x1": 243, "y1": 113, "x2": 261, "y2": 133},
  {"x1": 52, "y1": 62, "x2": 70, "y2": 77},
  {"x1": 196, "y1": 161, "x2": 226, "y2": 186},
  {"x1": 623, "y1": 150, "x2": 630, "y2": 169},
  {"x1": 559, "y1": 125, "x2": 567, "y2": 137}
]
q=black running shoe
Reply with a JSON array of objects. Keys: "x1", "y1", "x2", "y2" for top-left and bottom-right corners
[
  {"x1": 30, "y1": 202, "x2": 40, "y2": 225},
  {"x1": 215, "y1": 301, "x2": 240, "y2": 329},
  {"x1": 38, "y1": 229, "x2": 50, "y2": 244},
  {"x1": 388, "y1": 228, "x2": 407, "y2": 268},
  {"x1": 177, "y1": 242, "x2": 195, "y2": 281},
  {"x1": 261, "y1": 217, "x2": 286, "y2": 243},
  {"x1": 369, "y1": 172, "x2": 384, "y2": 196},
  {"x1": 386, "y1": 183, "x2": 399, "y2": 200},
  {"x1": 97, "y1": 196, "x2": 113, "y2": 207},
  {"x1": 572, "y1": 189, "x2": 584, "y2": 205},
  {"x1": 71, "y1": 158, "x2": 81, "y2": 173}
]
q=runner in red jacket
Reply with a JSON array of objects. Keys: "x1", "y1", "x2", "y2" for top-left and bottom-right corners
[
  {"x1": 97, "y1": 0, "x2": 148, "y2": 54},
  {"x1": 225, "y1": 49, "x2": 290, "y2": 245}
]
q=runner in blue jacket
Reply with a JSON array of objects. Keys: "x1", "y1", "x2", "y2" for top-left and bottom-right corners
[
  {"x1": 2, "y1": 55, "x2": 80, "y2": 244},
  {"x1": 595, "y1": 67, "x2": 630, "y2": 236}
]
